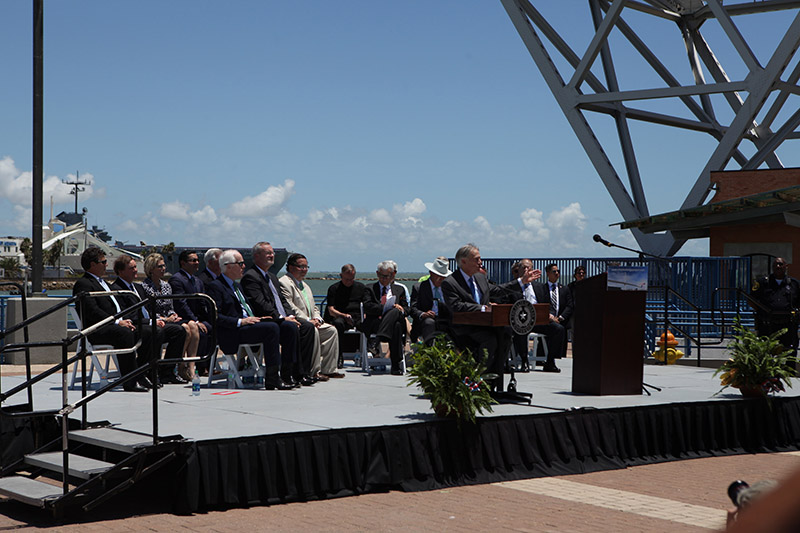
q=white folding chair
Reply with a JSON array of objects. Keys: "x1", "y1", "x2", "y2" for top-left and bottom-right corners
[
  {"x1": 207, "y1": 343, "x2": 263, "y2": 388},
  {"x1": 529, "y1": 332, "x2": 549, "y2": 365},
  {"x1": 68, "y1": 308, "x2": 128, "y2": 390}
]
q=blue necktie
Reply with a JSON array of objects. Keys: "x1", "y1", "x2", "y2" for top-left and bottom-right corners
[
  {"x1": 432, "y1": 285, "x2": 443, "y2": 315},
  {"x1": 469, "y1": 277, "x2": 480, "y2": 303}
]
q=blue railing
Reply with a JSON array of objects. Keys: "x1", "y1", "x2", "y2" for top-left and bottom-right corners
[{"x1": 2, "y1": 256, "x2": 755, "y2": 362}]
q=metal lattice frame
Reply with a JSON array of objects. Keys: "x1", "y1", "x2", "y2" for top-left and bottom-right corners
[{"x1": 500, "y1": 0, "x2": 800, "y2": 256}]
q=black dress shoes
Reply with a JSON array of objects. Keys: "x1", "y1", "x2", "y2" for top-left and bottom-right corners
[
  {"x1": 299, "y1": 376, "x2": 315, "y2": 387},
  {"x1": 391, "y1": 367, "x2": 404, "y2": 376},
  {"x1": 139, "y1": 376, "x2": 163, "y2": 389},
  {"x1": 123, "y1": 383, "x2": 148, "y2": 392},
  {"x1": 265, "y1": 380, "x2": 294, "y2": 391},
  {"x1": 542, "y1": 365, "x2": 561, "y2": 373},
  {"x1": 520, "y1": 362, "x2": 530, "y2": 373}
]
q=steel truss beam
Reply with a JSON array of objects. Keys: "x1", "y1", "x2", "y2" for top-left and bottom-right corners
[{"x1": 500, "y1": 0, "x2": 800, "y2": 256}]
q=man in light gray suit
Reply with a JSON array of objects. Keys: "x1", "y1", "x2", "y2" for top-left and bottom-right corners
[{"x1": 280, "y1": 253, "x2": 342, "y2": 379}]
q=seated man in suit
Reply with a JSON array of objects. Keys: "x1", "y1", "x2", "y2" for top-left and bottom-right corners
[
  {"x1": 279, "y1": 253, "x2": 343, "y2": 380},
  {"x1": 205, "y1": 249, "x2": 291, "y2": 390},
  {"x1": 441, "y1": 243, "x2": 511, "y2": 391},
  {"x1": 366, "y1": 260, "x2": 410, "y2": 375},
  {"x1": 72, "y1": 247, "x2": 152, "y2": 392},
  {"x1": 197, "y1": 248, "x2": 222, "y2": 287},
  {"x1": 410, "y1": 257, "x2": 453, "y2": 346},
  {"x1": 169, "y1": 250, "x2": 214, "y2": 368},
  {"x1": 324, "y1": 264, "x2": 378, "y2": 367},
  {"x1": 111, "y1": 254, "x2": 187, "y2": 385},
  {"x1": 500, "y1": 258, "x2": 562, "y2": 373},
  {"x1": 240, "y1": 242, "x2": 310, "y2": 387}
]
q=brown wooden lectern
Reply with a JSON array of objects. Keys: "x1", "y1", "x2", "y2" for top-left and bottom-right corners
[
  {"x1": 453, "y1": 303, "x2": 550, "y2": 328},
  {"x1": 571, "y1": 272, "x2": 645, "y2": 395}
]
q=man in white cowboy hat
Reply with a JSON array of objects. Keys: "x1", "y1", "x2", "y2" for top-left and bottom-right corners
[{"x1": 410, "y1": 256, "x2": 453, "y2": 345}]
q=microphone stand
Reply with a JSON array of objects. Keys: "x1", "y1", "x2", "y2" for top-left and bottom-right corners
[
  {"x1": 594, "y1": 235, "x2": 663, "y2": 395},
  {"x1": 594, "y1": 236, "x2": 663, "y2": 260}
]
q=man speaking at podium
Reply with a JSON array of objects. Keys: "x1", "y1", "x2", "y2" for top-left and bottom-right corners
[{"x1": 441, "y1": 243, "x2": 511, "y2": 391}]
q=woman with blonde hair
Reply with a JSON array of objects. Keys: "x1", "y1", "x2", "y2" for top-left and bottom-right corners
[{"x1": 142, "y1": 253, "x2": 200, "y2": 380}]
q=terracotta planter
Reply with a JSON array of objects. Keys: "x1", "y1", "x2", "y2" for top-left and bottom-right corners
[
  {"x1": 738, "y1": 385, "x2": 764, "y2": 398},
  {"x1": 433, "y1": 403, "x2": 460, "y2": 418}
]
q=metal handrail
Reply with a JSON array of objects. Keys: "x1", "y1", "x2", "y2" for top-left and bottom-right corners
[
  {"x1": 653, "y1": 284, "x2": 732, "y2": 367},
  {"x1": 0, "y1": 289, "x2": 217, "y2": 497},
  {"x1": 0, "y1": 282, "x2": 31, "y2": 408}
]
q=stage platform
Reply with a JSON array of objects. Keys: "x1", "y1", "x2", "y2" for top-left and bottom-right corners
[{"x1": 3, "y1": 360, "x2": 800, "y2": 513}]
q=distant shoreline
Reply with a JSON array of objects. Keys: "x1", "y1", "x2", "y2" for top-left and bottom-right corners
[{"x1": 0, "y1": 274, "x2": 428, "y2": 294}]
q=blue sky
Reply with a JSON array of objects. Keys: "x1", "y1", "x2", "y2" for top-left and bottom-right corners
[{"x1": 1, "y1": 1, "x2": 797, "y2": 271}]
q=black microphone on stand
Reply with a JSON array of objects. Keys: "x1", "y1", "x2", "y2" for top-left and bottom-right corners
[{"x1": 593, "y1": 234, "x2": 612, "y2": 247}]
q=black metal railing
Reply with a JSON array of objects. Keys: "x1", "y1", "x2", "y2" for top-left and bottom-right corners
[{"x1": 0, "y1": 290, "x2": 217, "y2": 497}]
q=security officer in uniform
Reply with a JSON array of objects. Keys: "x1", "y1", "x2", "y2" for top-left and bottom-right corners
[{"x1": 751, "y1": 257, "x2": 800, "y2": 355}]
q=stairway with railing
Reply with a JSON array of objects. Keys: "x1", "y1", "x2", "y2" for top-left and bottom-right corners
[
  {"x1": 0, "y1": 284, "x2": 214, "y2": 517},
  {"x1": 644, "y1": 285, "x2": 765, "y2": 366}
]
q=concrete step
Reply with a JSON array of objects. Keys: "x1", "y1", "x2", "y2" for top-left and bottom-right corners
[
  {"x1": 0, "y1": 476, "x2": 62, "y2": 507},
  {"x1": 24, "y1": 452, "x2": 114, "y2": 480},
  {"x1": 69, "y1": 427, "x2": 152, "y2": 453}
]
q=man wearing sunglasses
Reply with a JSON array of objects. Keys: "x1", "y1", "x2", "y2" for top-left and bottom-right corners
[{"x1": 72, "y1": 247, "x2": 154, "y2": 392}]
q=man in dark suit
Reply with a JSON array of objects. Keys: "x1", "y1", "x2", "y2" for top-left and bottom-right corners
[
  {"x1": 366, "y1": 260, "x2": 409, "y2": 375},
  {"x1": 537, "y1": 263, "x2": 573, "y2": 362},
  {"x1": 410, "y1": 257, "x2": 453, "y2": 345},
  {"x1": 170, "y1": 250, "x2": 213, "y2": 361},
  {"x1": 197, "y1": 248, "x2": 222, "y2": 287},
  {"x1": 441, "y1": 243, "x2": 511, "y2": 391},
  {"x1": 72, "y1": 247, "x2": 150, "y2": 392},
  {"x1": 324, "y1": 264, "x2": 378, "y2": 366},
  {"x1": 111, "y1": 254, "x2": 187, "y2": 385},
  {"x1": 205, "y1": 249, "x2": 291, "y2": 390},
  {"x1": 240, "y1": 242, "x2": 310, "y2": 386},
  {"x1": 501, "y1": 259, "x2": 562, "y2": 372}
]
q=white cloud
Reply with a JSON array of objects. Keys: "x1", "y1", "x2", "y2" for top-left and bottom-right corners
[
  {"x1": 0, "y1": 157, "x2": 99, "y2": 208},
  {"x1": 228, "y1": 179, "x2": 295, "y2": 217},
  {"x1": 368, "y1": 208, "x2": 393, "y2": 225},
  {"x1": 160, "y1": 202, "x2": 219, "y2": 225},
  {"x1": 520, "y1": 207, "x2": 550, "y2": 242},
  {"x1": 394, "y1": 198, "x2": 426, "y2": 217},
  {"x1": 160, "y1": 201, "x2": 191, "y2": 221}
]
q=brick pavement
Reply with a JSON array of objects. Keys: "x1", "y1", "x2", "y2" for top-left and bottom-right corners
[{"x1": 1, "y1": 451, "x2": 798, "y2": 532}]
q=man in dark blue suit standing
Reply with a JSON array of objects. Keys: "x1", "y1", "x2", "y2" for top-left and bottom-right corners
[{"x1": 205, "y1": 249, "x2": 291, "y2": 390}]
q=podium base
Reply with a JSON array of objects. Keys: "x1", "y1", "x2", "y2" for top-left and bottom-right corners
[{"x1": 491, "y1": 390, "x2": 532, "y2": 404}]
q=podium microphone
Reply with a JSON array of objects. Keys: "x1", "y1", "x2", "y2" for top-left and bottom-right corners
[{"x1": 593, "y1": 234, "x2": 612, "y2": 247}]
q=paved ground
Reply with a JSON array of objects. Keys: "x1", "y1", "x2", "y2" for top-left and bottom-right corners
[{"x1": 1, "y1": 451, "x2": 798, "y2": 532}]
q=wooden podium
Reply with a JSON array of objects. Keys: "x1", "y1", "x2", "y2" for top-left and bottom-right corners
[
  {"x1": 453, "y1": 303, "x2": 550, "y2": 328},
  {"x1": 571, "y1": 273, "x2": 645, "y2": 395}
]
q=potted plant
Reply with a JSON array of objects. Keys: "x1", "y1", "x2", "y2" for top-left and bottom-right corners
[
  {"x1": 406, "y1": 336, "x2": 497, "y2": 425},
  {"x1": 714, "y1": 319, "x2": 798, "y2": 398}
]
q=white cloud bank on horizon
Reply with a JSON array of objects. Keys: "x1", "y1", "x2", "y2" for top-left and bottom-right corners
[
  {"x1": 0, "y1": 158, "x2": 700, "y2": 269},
  {"x1": 127, "y1": 180, "x2": 593, "y2": 268}
]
